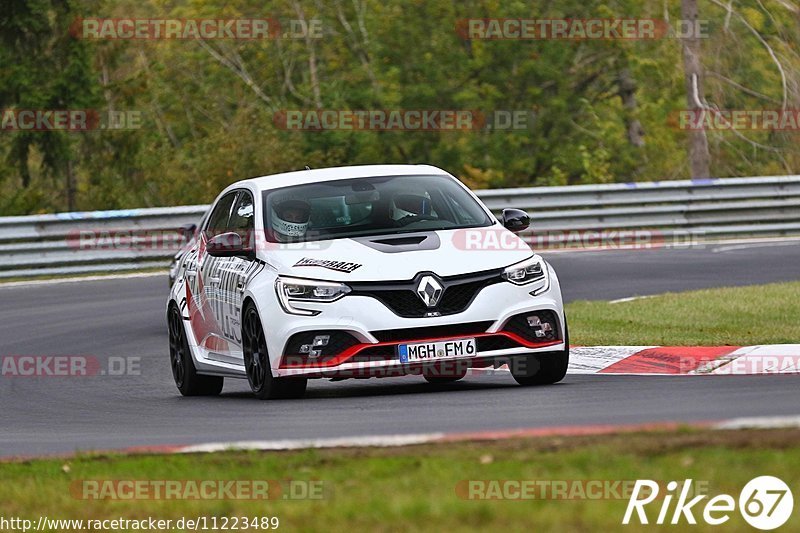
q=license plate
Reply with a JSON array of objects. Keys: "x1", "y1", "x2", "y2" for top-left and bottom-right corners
[{"x1": 398, "y1": 338, "x2": 477, "y2": 364}]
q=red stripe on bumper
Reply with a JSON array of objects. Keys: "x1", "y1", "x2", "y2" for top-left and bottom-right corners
[{"x1": 279, "y1": 333, "x2": 562, "y2": 369}]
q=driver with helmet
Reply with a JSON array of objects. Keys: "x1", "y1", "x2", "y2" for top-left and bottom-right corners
[
  {"x1": 390, "y1": 193, "x2": 434, "y2": 225},
  {"x1": 271, "y1": 198, "x2": 311, "y2": 242}
]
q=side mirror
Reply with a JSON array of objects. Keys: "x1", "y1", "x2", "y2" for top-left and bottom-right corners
[
  {"x1": 501, "y1": 208, "x2": 531, "y2": 233},
  {"x1": 206, "y1": 232, "x2": 255, "y2": 259},
  {"x1": 179, "y1": 223, "x2": 197, "y2": 242}
]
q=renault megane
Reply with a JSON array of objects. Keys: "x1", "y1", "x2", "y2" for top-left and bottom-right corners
[{"x1": 166, "y1": 164, "x2": 568, "y2": 399}]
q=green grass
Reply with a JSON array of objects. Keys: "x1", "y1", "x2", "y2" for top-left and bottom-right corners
[
  {"x1": 566, "y1": 281, "x2": 800, "y2": 346},
  {"x1": 1, "y1": 429, "x2": 798, "y2": 532}
]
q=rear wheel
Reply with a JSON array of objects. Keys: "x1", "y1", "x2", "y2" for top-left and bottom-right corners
[
  {"x1": 242, "y1": 303, "x2": 307, "y2": 400},
  {"x1": 510, "y1": 319, "x2": 569, "y2": 386},
  {"x1": 167, "y1": 305, "x2": 224, "y2": 396}
]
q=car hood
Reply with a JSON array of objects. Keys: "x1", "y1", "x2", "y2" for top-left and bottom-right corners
[{"x1": 264, "y1": 227, "x2": 533, "y2": 281}]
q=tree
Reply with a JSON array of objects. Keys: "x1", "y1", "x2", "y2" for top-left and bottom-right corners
[
  {"x1": 681, "y1": 0, "x2": 711, "y2": 178},
  {"x1": 0, "y1": 0, "x2": 98, "y2": 211}
]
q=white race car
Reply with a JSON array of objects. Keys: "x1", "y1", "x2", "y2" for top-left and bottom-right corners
[{"x1": 167, "y1": 165, "x2": 568, "y2": 399}]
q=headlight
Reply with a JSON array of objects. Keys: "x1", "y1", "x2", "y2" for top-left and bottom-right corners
[
  {"x1": 275, "y1": 276, "x2": 351, "y2": 316},
  {"x1": 502, "y1": 255, "x2": 550, "y2": 294}
]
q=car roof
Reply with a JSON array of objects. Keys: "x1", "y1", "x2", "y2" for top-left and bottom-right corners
[{"x1": 231, "y1": 164, "x2": 451, "y2": 193}]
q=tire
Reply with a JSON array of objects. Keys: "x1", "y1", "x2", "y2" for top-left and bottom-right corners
[
  {"x1": 242, "y1": 303, "x2": 307, "y2": 400},
  {"x1": 167, "y1": 305, "x2": 224, "y2": 396},
  {"x1": 510, "y1": 318, "x2": 569, "y2": 386}
]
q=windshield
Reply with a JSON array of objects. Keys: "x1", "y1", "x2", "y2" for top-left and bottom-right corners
[{"x1": 262, "y1": 174, "x2": 493, "y2": 242}]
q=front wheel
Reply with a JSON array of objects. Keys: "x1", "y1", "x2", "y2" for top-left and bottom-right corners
[
  {"x1": 167, "y1": 305, "x2": 224, "y2": 396},
  {"x1": 510, "y1": 319, "x2": 569, "y2": 386},
  {"x1": 242, "y1": 304, "x2": 307, "y2": 400}
]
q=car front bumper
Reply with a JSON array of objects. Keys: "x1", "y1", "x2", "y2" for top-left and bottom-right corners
[{"x1": 268, "y1": 265, "x2": 566, "y2": 378}]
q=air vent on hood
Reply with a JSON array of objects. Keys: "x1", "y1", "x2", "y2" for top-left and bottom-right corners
[
  {"x1": 372, "y1": 236, "x2": 427, "y2": 246},
  {"x1": 354, "y1": 232, "x2": 441, "y2": 253}
]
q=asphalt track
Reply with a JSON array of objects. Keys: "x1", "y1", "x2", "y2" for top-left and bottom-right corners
[{"x1": 1, "y1": 241, "x2": 799, "y2": 458}]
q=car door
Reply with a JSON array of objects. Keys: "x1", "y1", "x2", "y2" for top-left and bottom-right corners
[
  {"x1": 186, "y1": 191, "x2": 237, "y2": 355},
  {"x1": 214, "y1": 190, "x2": 258, "y2": 354}
]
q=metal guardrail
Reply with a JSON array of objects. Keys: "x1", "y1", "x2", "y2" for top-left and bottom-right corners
[{"x1": 1, "y1": 176, "x2": 799, "y2": 278}]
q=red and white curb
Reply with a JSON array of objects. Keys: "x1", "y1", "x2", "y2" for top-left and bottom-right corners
[
  {"x1": 573, "y1": 344, "x2": 800, "y2": 375},
  {"x1": 475, "y1": 344, "x2": 800, "y2": 376}
]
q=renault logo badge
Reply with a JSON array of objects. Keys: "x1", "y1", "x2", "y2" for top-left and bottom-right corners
[{"x1": 416, "y1": 275, "x2": 443, "y2": 308}]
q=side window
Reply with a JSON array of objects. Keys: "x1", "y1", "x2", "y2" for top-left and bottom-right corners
[
  {"x1": 204, "y1": 192, "x2": 237, "y2": 239},
  {"x1": 229, "y1": 191, "x2": 255, "y2": 243}
]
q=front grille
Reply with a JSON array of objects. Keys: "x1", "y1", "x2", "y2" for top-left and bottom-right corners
[
  {"x1": 371, "y1": 321, "x2": 494, "y2": 342},
  {"x1": 502, "y1": 310, "x2": 560, "y2": 343},
  {"x1": 438, "y1": 278, "x2": 495, "y2": 313},
  {"x1": 361, "y1": 290, "x2": 427, "y2": 318},
  {"x1": 349, "y1": 269, "x2": 502, "y2": 318}
]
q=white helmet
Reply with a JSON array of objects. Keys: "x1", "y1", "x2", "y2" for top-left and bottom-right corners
[{"x1": 271, "y1": 199, "x2": 311, "y2": 241}]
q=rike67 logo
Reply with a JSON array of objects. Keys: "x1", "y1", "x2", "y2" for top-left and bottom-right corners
[{"x1": 623, "y1": 476, "x2": 794, "y2": 530}]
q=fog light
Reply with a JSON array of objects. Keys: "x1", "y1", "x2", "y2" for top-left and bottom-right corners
[
  {"x1": 312, "y1": 335, "x2": 330, "y2": 347},
  {"x1": 526, "y1": 315, "x2": 553, "y2": 338},
  {"x1": 300, "y1": 335, "x2": 330, "y2": 354}
]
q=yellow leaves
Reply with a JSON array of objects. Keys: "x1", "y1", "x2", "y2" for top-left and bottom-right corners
[
  {"x1": 460, "y1": 164, "x2": 501, "y2": 190},
  {"x1": 741, "y1": 7, "x2": 766, "y2": 32}
]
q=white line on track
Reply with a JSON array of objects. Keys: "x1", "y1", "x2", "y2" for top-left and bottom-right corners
[
  {"x1": 712, "y1": 240, "x2": 800, "y2": 253},
  {"x1": 0, "y1": 271, "x2": 165, "y2": 289},
  {"x1": 173, "y1": 414, "x2": 800, "y2": 455},
  {"x1": 714, "y1": 415, "x2": 800, "y2": 430},
  {"x1": 608, "y1": 295, "x2": 657, "y2": 304},
  {"x1": 179, "y1": 433, "x2": 447, "y2": 454}
]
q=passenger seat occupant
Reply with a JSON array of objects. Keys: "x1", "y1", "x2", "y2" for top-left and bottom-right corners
[{"x1": 271, "y1": 199, "x2": 311, "y2": 241}]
